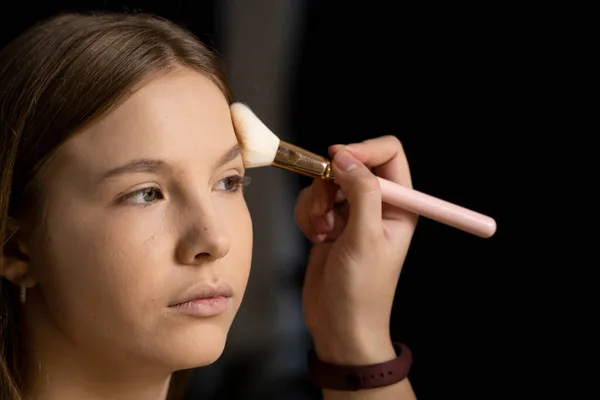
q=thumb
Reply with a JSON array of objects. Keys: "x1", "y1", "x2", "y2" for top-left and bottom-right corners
[{"x1": 331, "y1": 149, "x2": 383, "y2": 238}]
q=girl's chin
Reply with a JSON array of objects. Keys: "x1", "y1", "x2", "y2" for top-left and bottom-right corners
[{"x1": 157, "y1": 328, "x2": 229, "y2": 370}]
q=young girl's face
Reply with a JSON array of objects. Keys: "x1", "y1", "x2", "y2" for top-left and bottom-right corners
[{"x1": 24, "y1": 69, "x2": 253, "y2": 373}]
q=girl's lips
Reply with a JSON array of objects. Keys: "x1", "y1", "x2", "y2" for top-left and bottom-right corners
[
  {"x1": 170, "y1": 296, "x2": 231, "y2": 317},
  {"x1": 168, "y1": 281, "x2": 233, "y2": 317}
]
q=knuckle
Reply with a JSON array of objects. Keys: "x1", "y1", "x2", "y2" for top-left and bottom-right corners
[{"x1": 385, "y1": 135, "x2": 403, "y2": 149}]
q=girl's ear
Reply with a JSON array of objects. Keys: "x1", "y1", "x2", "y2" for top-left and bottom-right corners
[{"x1": 1, "y1": 217, "x2": 36, "y2": 289}]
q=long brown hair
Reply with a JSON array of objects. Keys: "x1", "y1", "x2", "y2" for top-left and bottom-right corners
[{"x1": 0, "y1": 11, "x2": 232, "y2": 400}]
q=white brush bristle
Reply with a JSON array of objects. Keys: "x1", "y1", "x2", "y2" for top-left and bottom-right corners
[{"x1": 230, "y1": 102, "x2": 280, "y2": 168}]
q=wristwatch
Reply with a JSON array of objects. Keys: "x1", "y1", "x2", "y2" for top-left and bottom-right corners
[{"x1": 307, "y1": 342, "x2": 413, "y2": 391}]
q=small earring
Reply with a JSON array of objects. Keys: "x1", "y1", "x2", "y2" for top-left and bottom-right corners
[{"x1": 19, "y1": 284, "x2": 26, "y2": 304}]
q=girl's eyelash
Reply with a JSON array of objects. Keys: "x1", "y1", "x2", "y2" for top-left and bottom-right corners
[
  {"x1": 115, "y1": 174, "x2": 252, "y2": 207},
  {"x1": 220, "y1": 174, "x2": 252, "y2": 193},
  {"x1": 117, "y1": 187, "x2": 164, "y2": 207}
]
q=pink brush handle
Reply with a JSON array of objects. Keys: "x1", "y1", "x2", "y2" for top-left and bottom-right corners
[{"x1": 378, "y1": 177, "x2": 496, "y2": 238}]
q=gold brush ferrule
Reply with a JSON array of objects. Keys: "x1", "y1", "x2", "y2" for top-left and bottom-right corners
[{"x1": 272, "y1": 140, "x2": 335, "y2": 180}]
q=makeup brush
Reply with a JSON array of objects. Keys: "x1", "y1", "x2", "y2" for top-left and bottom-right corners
[{"x1": 230, "y1": 102, "x2": 497, "y2": 239}]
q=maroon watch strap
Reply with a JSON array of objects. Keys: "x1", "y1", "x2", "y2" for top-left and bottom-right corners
[{"x1": 307, "y1": 342, "x2": 412, "y2": 391}]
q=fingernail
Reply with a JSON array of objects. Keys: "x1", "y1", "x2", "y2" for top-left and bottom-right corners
[
  {"x1": 313, "y1": 212, "x2": 334, "y2": 235},
  {"x1": 324, "y1": 210, "x2": 334, "y2": 230},
  {"x1": 313, "y1": 233, "x2": 327, "y2": 243},
  {"x1": 334, "y1": 150, "x2": 357, "y2": 172}
]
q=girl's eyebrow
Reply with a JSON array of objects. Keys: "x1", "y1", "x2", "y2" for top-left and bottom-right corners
[
  {"x1": 97, "y1": 143, "x2": 242, "y2": 183},
  {"x1": 99, "y1": 159, "x2": 170, "y2": 183},
  {"x1": 214, "y1": 144, "x2": 242, "y2": 169}
]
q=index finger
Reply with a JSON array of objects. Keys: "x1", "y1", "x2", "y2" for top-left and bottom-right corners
[{"x1": 329, "y1": 135, "x2": 412, "y2": 189}]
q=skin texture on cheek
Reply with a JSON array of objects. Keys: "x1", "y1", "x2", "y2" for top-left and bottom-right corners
[{"x1": 29, "y1": 193, "x2": 165, "y2": 354}]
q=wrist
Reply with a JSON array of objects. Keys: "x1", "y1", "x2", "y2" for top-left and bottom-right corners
[
  {"x1": 312, "y1": 333, "x2": 396, "y2": 366},
  {"x1": 307, "y1": 341, "x2": 414, "y2": 394}
]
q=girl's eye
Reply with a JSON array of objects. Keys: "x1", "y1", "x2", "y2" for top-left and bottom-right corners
[
  {"x1": 214, "y1": 175, "x2": 252, "y2": 193},
  {"x1": 115, "y1": 175, "x2": 251, "y2": 207},
  {"x1": 118, "y1": 187, "x2": 164, "y2": 207}
]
